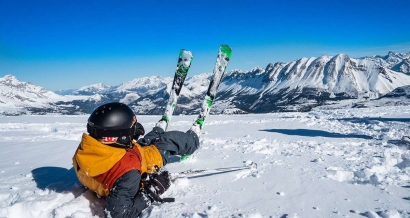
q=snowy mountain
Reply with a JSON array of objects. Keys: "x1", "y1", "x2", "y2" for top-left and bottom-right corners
[
  {"x1": 0, "y1": 75, "x2": 63, "y2": 115},
  {"x1": 363, "y1": 51, "x2": 410, "y2": 74},
  {"x1": 0, "y1": 75, "x2": 60, "y2": 103},
  {"x1": 72, "y1": 83, "x2": 112, "y2": 95},
  {"x1": 59, "y1": 76, "x2": 172, "y2": 96},
  {"x1": 2, "y1": 51, "x2": 410, "y2": 115},
  {"x1": 215, "y1": 54, "x2": 410, "y2": 113},
  {"x1": 116, "y1": 76, "x2": 172, "y2": 94},
  {"x1": 0, "y1": 75, "x2": 92, "y2": 115}
]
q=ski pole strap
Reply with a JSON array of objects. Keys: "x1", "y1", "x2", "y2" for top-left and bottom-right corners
[
  {"x1": 162, "y1": 198, "x2": 175, "y2": 202},
  {"x1": 144, "y1": 187, "x2": 175, "y2": 204}
]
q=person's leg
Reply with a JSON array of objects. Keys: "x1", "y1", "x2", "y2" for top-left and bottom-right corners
[{"x1": 137, "y1": 127, "x2": 200, "y2": 165}]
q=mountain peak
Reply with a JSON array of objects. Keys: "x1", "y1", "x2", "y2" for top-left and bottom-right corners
[
  {"x1": 330, "y1": 54, "x2": 351, "y2": 64},
  {"x1": 388, "y1": 51, "x2": 397, "y2": 56},
  {"x1": 334, "y1": 53, "x2": 349, "y2": 59},
  {"x1": 0, "y1": 74, "x2": 19, "y2": 83},
  {"x1": 78, "y1": 83, "x2": 110, "y2": 90},
  {"x1": 2, "y1": 52, "x2": 410, "y2": 115}
]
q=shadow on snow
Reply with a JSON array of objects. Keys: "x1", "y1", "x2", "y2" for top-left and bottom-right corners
[
  {"x1": 261, "y1": 128, "x2": 373, "y2": 139},
  {"x1": 386, "y1": 140, "x2": 410, "y2": 149},
  {"x1": 31, "y1": 167, "x2": 81, "y2": 194},
  {"x1": 337, "y1": 117, "x2": 410, "y2": 124}
]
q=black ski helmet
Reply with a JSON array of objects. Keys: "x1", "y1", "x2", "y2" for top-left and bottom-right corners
[{"x1": 87, "y1": 102, "x2": 137, "y2": 148}]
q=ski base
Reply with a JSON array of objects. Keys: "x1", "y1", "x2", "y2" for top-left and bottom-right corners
[
  {"x1": 190, "y1": 44, "x2": 232, "y2": 135},
  {"x1": 181, "y1": 45, "x2": 232, "y2": 162},
  {"x1": 159, "y1": 49, "x2": 193, "y2": 131}
]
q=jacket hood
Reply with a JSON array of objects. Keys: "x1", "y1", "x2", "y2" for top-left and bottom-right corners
[{"x1": 75, "y1": 133, "x2": 127, "y2": 177}]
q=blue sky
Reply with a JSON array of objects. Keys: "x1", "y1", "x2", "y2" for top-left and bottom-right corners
[{"x1": 1, "y1": 0, "x2": 410, "y2": 91}]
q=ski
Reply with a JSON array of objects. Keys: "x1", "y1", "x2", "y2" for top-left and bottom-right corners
[
  {"x1": 180, "y1": 45, "x2": 232, "y2": 162},
  {"x1": 171, "y1": 162, "x2": 257, "y2": 179},
  {"x1": 158, "y1": 49, "x2": 193, "y2": 131},
  {"x1": 191, "y1": 44, "x2": 232, "y2": 134}
]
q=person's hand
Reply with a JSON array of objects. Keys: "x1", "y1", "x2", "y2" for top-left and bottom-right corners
[{"x1": 142, "y1": 170, "x2": 171, "y2": 196}]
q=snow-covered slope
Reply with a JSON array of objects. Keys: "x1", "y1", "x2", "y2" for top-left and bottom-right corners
[{"x1": 0, "y1": 106, "x2": 409, "y2": 217}]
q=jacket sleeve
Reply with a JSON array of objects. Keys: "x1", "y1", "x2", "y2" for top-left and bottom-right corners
[{"x1": 106, "y1": 170, "x2": 152, "y2": 218}]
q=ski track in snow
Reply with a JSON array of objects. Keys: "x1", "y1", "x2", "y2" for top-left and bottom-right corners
[{"x1": 0, "y1": 107, "x2": 410, "y2": 217}]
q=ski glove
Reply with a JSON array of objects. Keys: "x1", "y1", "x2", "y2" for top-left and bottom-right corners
[{"x1": 142, "y1": 169, "x2": 171, "y2": 197}]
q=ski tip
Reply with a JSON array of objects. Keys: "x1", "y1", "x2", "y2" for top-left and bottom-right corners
[
  {"x1": 180, "y1": 49, "x2": 194, "y2": 59},
  {"x1": 220, "y1": 44, "x2": 232, "y2": 49},
  {"x1": 220, "y1": 45, "x2": 232, "y2": 58}
]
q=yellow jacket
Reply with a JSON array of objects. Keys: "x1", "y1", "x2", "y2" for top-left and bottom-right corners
[{"x1": 73, "y1": 133, "x2": 163, "y2": 197}]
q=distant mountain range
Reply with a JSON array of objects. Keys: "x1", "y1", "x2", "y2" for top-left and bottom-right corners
[{"x1": 1, "y1": 51, "x2": 410, "y2": 115}]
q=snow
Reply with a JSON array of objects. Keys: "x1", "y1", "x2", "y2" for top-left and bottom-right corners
[
  {"x1": 222, "y1": 53, "x2": 410, "y2": 106},
  {"x1": 119, "y1": 93, "x2": 140, "y2": 104},
  {"x1": 0, "y1": 105, "x2": 409, "y2": 217},
  {"x1": 116, "y1": 76, "x2": 172, "y2": 94},
  {"x1": 0, "y1": 75, "x2": 90, "y2": 114},
  {"x1": 74, "y1": 83, "x2": 112, "y2": 95},
  {"x1": 364, "y1": 52, "x2": 410, "y2": 70}
]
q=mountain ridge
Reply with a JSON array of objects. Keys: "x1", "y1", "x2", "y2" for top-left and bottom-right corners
[{"x1": 2, "y1": 51, "x2": 410, "y2": 115}]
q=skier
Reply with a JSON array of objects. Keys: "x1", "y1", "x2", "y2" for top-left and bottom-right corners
[{"x1": 72, "y1": 102, "x2": 201, "y2": 217}]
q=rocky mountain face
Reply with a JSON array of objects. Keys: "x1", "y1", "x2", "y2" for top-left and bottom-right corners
[
  {"x1": 363, "y1": 51, "x2": 410, "y2": 74},
  {"x1": 215, "y1": 53, "x2": 410, "y2": 113},
  {"x1": 2, "y1": 51, "x2": 410, "y2": 115}
]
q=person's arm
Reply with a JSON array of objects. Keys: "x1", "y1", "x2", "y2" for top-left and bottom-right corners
[{"x1": 106, "y1": 170, "x2": 151, "y2": 218}]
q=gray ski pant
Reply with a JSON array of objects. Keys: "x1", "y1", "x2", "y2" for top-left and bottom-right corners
[{"x1": 137, "y1": 127, "x2": 200, "y2": 165}]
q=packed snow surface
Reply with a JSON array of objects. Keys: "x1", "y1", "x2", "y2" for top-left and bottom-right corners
[{"x1": 0, "y1": 106, "x2": 410, "y2": 217}]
